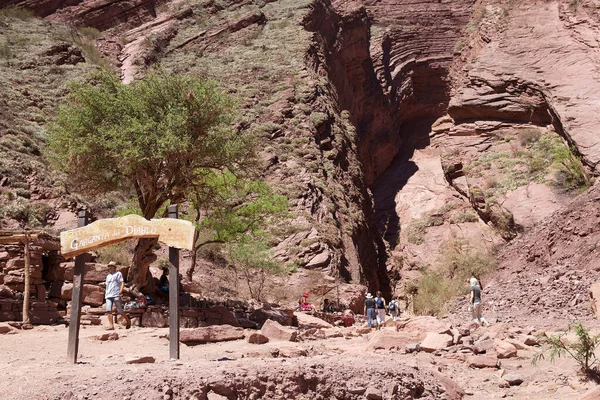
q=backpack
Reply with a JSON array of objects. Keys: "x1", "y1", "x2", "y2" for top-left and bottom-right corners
[
  {"x1": 376, "y1": 297, "x2": 384, "y2": 308},
  {"x1": 389, "y1": 301, "x2": 396, "y2": 311}
]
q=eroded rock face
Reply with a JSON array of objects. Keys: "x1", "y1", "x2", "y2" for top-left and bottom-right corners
[{"x1": 11, "y1": 0, "x2": 162, "y2": 30}]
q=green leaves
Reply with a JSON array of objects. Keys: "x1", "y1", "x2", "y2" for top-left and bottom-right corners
[
  {"x1": 532, "y1": 322, "x2": 600, "y2": 373},
  {"x1": 48, "y1": 69, "x2": 256, "y2": 218},
  {"x1": 192, "y1": 170, "x2": 288, "y2": 245}
]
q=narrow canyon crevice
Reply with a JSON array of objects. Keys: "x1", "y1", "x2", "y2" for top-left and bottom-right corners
[{"x1": 303, "y1": 0, "x2": 595, "y2": 291}]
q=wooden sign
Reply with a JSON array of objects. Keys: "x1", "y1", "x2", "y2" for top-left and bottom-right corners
[{"x1": 60, "y1": 214, "x2": 195, "y2": 258}]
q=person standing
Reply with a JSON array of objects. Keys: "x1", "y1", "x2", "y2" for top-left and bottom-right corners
[
  {"x1": 388, "y1": 296, "x2": 400, "y2": 321},
  {"x1": 375, "y1": 291, "x2": 387, "y2": 328},
  {"x1": 469, "y1": 276, "x2": 489, "y2": 326},
  {"x1": 364, "y1": 293, "x2": 377, "y2": 328},
  {"x1": 105, "y1": 261, "x2": 131, "y2": 330}
]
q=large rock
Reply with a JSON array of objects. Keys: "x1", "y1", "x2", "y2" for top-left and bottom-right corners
[
  {"x1": 294, "y1": 312, "x2": 333, "y2": 329},
  {"x1": 203, "y1": 305, "x2": 240, "y2": 327},
  {"x1": 180, "y1": 325, "x2": 244, "y2": 344},
  {"x1": 249, "y1": 307, "x2": 295, "y2": 327},
  {"x1": 141, "y1": 310, "x2": 167, "y2": 328},
  {"x1": 397, "y1": 316, "x2": 452, "y2": 340},
  {"x1": 420, "y1": 332, "x2": 453, "y2": 353},
  {"x1": 82, "y1": 284, "x2": 104, "y2": 307},
  {"x1": 247, "y1": 332, "x2": 269, "y2": 344},
  {"x1": 494, "y1": 340, "x2": 518, "y2": 359},
  {"x1": 367, "y1": 329, "x2": 417, "y2": 351},
  {"x1": 47, "y1": 262, "x2": 128, "y2": 284},
  {"x1": 261, "y1": 319, "x2": 298, "y2": 342},
  {"x1": 467, "y1": 355, "x2": 498, "y2": 369}
]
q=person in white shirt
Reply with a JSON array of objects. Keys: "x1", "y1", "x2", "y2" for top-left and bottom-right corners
[{"x1": 105, "y1": 261, "x2": 131, "y2": 330}]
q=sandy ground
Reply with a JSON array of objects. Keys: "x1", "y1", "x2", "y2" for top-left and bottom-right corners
[{"x1": 1, "y1": 319, "x2": 598, "y2": 400}]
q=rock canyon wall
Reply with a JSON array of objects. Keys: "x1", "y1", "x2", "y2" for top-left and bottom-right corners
[{"x1": 2, "y1": 0, "x2": 600, "y2": 315}]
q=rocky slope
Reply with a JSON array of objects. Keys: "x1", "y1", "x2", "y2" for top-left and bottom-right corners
[{"x1": 2, "y1": 0, "x2": 600, "y2": 317}]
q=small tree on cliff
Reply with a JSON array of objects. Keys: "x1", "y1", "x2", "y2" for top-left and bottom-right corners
[
  {"x1": 48, "y1": 69, "x2": 256, "y2": 291},
  {"x1": 187, "y1": 170, "x2": 288, "y2": 281}
]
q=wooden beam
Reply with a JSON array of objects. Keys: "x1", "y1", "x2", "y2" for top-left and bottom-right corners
[
  {"x1": 22, "y1": 235, "x2": 31, "y2": 324},
  {"x1": 67, "y1": 210, "x2": 90, "y2": 364},
  {"x1": 60, "y1": 214, "x2": 195, "y2": 258},
  {"x1": 168, "y1": 204, "x2": 180, "y2": 361}
]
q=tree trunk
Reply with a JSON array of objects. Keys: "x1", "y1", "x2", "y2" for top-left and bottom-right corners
[
  {"x1": 187, "y1": 246, "x2": 198, "y2": 281},
  {"x1": 22, "y1": 238, "x2": 30, "y2": 324},
  {"x1": 130, "y1": 237, "x2": 158, "y2": 294}
]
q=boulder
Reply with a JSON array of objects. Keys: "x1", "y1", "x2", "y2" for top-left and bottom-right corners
[
  {"x1": 467, "y1": 355, "x2": 498, "y2": 369},
  {"x1": 141, "y1": 310, "x2": 167, "y2": 328},
  {"x1": 420, "y1": 332, "x2": 453, "y2": 353},
  {"x1": 48, "y1": 262, "x2": 128, "y2": 283},
  {"x1": 203, "y1": 305, "x2": 240, "y2": 327},
  {"x1": 294, "y1": 312, "x2": 333, "y2": 329},
  {"x1": 96, "y1": 332, "x2": 119, "y2": 341},
  {"x1": 247, "y1": 332, "x2": 269, "y2": 344},
  {"x1": 397, "y1": 316, "x2": 452, "y2": 340},
  {"x1": 406, "y1": 343, "x2": 421, "y2": 353},
  {"x1": 126, "y1": 356, "x2": 156, "y2": 364},
  {"x1": 82, "y1": 284, "x2": 105, "y2": 307},
  {"x1": 249, "y1": 307, "x2": 294, "y2": 327},
  {"x1": 0, "y1": 285, "x2": 13, "y2": 299},
  {"x1": 474, "y1": 338, "x2": 494, "y2": 354},
  {"x1": 367, "y1": 329, "x2": 417, "y2": 351},
  {"x1": 495, "y1": 340, "x2": 518, "y2": 358},
  {"x1": 503, "y1": 374, "x2": 524, "y2": 386},
  {"x1": 0, "y1": 323, "x2": 13, "y2": 334},
  {"x1": 180, "y1": 325, "x2": 244, "y2": 344},
  {"x1": 261, "y1": 319, "x2": 297, "y2": 342}
]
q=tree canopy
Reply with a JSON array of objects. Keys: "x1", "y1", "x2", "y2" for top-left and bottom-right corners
[
  {"x1": 48, "y1": 69, "x2": 257, "y2": 219},
  {"x1": 48, "y1": 69, "x2": 258, "y2": 289}
]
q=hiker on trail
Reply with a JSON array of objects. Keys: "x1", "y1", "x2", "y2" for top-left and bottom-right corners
[
  {"x1": 375, "y1": 291, "x2": 387, "y2": 327},
  {"x1": 388, "y1": 296, "x2": 400, "y2": 321},
  {"x1": 469, "y1": 276, "x2": 489, "y2": 326},
  {"x1": 105, "y1": 261, "x2": 131, "y2": 330},
  {"x1": 299, "y1": 292, "x2": 313, "y2": 311},
  {"x1": 364, "y1": 293, "x2": 377, "y2": 329}
]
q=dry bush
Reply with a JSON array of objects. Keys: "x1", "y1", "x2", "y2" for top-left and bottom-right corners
[
  {"x1": 518, "y1": 127, "x2": 542, "y2": 146},
  {"x1": 412, "y1": 239, "x2": 496, "y2": 316}
]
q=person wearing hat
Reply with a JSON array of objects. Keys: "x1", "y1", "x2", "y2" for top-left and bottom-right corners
[
  {"x1": 299, "y1": 292, "x2": 313, "y2": 311},
  {"x1": 105, "y1": 261, "x2": 131, "y2": 330},
  {"x1": 364, "y1": 293, "x2": 377, "y2": 329}
]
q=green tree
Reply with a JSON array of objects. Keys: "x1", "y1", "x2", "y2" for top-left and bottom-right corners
[
  {"x1": 48, "y1": 69, "x2": 256, "y2": 291},
  {"x1": 532, "y1": 322, "x2": 600, "y2": 374},
  {"x1": 187, "y1": 170, "x2": 288, "y2": 281}
]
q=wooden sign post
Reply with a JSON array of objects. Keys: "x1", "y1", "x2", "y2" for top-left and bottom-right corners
[
  {"x1": 61, "y1": 209, "x2": 194, "y2": 364},
  {"x1": 168, "y1": 205, "x2": 180, "y2": 360},
  {"x1": 67, "y1": 210, "x2": 89, "y2": 364}
]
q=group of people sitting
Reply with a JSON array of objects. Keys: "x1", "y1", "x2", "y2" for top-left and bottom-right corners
[{"x1": 297, "y1": 292, "x2": 340, "y2": 313}]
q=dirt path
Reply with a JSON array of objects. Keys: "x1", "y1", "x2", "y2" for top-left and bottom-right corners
[{"x1": 1, "y1": 320, "x2": 597, "y2": 400}]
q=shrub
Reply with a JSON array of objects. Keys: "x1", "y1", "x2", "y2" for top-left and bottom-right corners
[
  {"x1": 0, "y1": 6, "x2": 36, "y2": 20},
  {"x1": 532, "y1": 322, "x2": 600, "y2": 374},
  {"x1": 413, "y1": 270, "x2": 460, "y2": 316},
  {"x1": 553, "y1": 145, "x2": 590, "y2": 190},
  {"x1": 519, "y1": 127, "x2": 542, "y2": 146},
  {"x1": 450, "y1": 211, "x2": 479, "y2": 224},
  {"x1": 412, "y1": 239, "x2": 496, "y2": 316}
]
